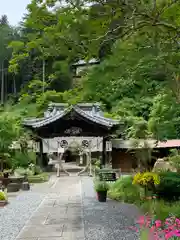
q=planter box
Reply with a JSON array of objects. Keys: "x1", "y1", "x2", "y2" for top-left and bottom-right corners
[
  {"x1": 0, "y1": 200, "x2": 8, "y2": 207},
  {"x1": 7, "y1": 183, "x2": 20, "y2": 192},
  {"x1": 0, "y1": 177, "x2": 10, "y2": 187}
]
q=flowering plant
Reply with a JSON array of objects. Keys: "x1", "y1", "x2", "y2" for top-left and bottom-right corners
[
  {"x1": 133, "y1": 172, "x2": 160, "y2": 187},
  {"x1": 131, "y1": 215, "x2": 180, "y2": 239}
]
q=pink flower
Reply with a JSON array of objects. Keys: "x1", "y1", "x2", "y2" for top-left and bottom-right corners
[
  {"x1": 150, "y1": 225, "x2": 156, "y2": 232},
  {"x1": 175, "y1": 218, "x2": 180, "y2": 226},
  {"x1": 155, "y1": 220, "x2": 162, "y2": 228},
  {"x1": 174, "y1": 230, "x2": 180, "y2": 237},
  {"x1": 165, "y1": 233, "x2": 172, "y2": 239},
  {"x1": 137, "y1": 216, "x2": 147, "y2": 226},
  {"x1": 165, "y1": 230, "x2": 180, "y2": 239}
]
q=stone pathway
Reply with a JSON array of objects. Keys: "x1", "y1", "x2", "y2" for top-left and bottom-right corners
[
  {"x1": 16, "y1": 176, "x2": 84, "y2": 240},
  {"x1": 14, "y1": 176, "x2": 140, "y2": 240},
  {"x1": 82, "y1": 177, "x2": 140, "y2": 240}
]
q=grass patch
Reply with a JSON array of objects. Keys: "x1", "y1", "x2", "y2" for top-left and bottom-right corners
[
  {"x1": 28, "y1": 172, "x2": 50, "y2": 183},
  {"x1": 139, "y1": 200, "x2": 180, "y2": 221}
]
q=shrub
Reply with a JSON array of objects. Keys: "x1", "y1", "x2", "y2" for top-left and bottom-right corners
[
  {"x1": 12, "y1": 151, "x2": 36, "y2": 169},
  {"x1": 0, "y1": 191, "x2": 7, "y2": 201},
  {"x1": 14, "y1": 167, "x2": 34, "y2": 176},
  {"x1": 94, "y1": 181, "x2": 109, "y2": 192},
  {"x1": 153, "y1": 200, "x2": 180, "y2": 221},
  {"x1": 155, "y1": 172, "x2": 180, "y2": 201},
  {"x1": 133, "y1": 172, "x2": 160, "y2": 188},
  {"x1": 108, "y1": 176, "x2": 141, "y2": 203},
  {"x1": 28, "y1": 173, "x2": 49, "y2": 183},
  {"x1": 29, "y1": 164, "x2": 42, "y2": 175}
]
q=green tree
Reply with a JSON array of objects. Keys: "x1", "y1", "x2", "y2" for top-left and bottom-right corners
[
  {"x1": 148, "y1": 91, "x2": 180, "y2": 140},
  {"x1": 0, "y1": 110, "x2": 27, "y2": 170}
]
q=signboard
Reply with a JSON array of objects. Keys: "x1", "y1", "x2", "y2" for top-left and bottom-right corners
[
  {"x1": 64, "y1": 127, "x2": 82, "y2": 135},
  {"x1": 106, "y1": 141, "x2": 112, "y2": 152}
]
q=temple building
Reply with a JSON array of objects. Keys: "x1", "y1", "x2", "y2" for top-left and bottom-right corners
[{"x1": 23, "y1": 102, "x2": 120, "y2": 169}]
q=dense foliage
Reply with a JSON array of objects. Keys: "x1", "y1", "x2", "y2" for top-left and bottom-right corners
[
  {"x1": 0, "y1": 0, "x2": 179, "y2": 161},
  {"x1": 156, "y1": 172, "x2": 180, "y2": 201}
]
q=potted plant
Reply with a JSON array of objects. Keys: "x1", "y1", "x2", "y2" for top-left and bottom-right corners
[
  {"x1": 0, "y1": 190, "x2": 8, "y2": 207},
  {"x1": 94, "y1": 180, "x2": 109, "y2": 202}
]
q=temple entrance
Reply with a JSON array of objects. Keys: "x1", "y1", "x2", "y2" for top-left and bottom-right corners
[
  {"x1": 24, "y1": 103, "x2": 119, "y2": 176},
  {"x1": 64, "y1": 150, "x2": 75, "y2": 163}
]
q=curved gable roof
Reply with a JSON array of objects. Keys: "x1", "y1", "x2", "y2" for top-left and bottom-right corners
[{"x1": 23, "y1": 103, "x2": 120, "y2": 129}]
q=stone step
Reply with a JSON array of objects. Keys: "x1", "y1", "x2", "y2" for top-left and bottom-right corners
[{"x1": 61, "y1": 168, "x2": 84, "y2": 173}]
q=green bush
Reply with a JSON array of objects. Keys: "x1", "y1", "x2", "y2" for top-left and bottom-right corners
[
  {"x1": 94, "y1": 180, "x2": 109, "y2": 192},
  {"x1": 28, "y1": 173, "x2": 49, "y2": 183},
  {"x1": 29, "y1": 164, "x2": 42, "y2": 175},
  {"x1": 0, "y1": 191, "x2": 7, "y2": 201},
  {"x1": 148, "y1": 200, "x2": 180, "y2": 221},
  {"x1": 11, "y1": 151, "x2": 36, "y2": 169},
  {"x1": 14, "y1": 167, "x2": 34, "y2": 176},
  {"x1": 155, "y1": 172, "x2": 180, "y2": 201},
  {"x1": 108, "y1": 176, "x2": 141, "y2": 203}
]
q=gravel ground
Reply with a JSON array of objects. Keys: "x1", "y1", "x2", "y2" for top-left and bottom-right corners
[
  {"x1": 0, "y1": 191, "x2": 44, "y2": 240},
  {"x1": 81, "y1": 177, "x2": 140, "y2": 240}
]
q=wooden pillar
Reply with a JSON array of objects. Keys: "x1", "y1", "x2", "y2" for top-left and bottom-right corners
[
  {"x1": 102, "y1": 137, "x2": 106, "y2": 168},
  {"x1": 36, "y1": 140, "x2": 43, "y2": 168}
]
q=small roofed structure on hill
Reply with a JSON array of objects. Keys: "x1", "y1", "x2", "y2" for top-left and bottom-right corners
[
  {"x1": 23, "y1": 102, "x2": 120, "y2": 171},
  {"x1": 71, "y1": 59, "x2": 100, "y2": 85}
]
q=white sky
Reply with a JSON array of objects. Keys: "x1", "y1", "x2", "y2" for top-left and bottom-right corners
[{"x1": 0, "y1": 0, "x2": 31, "y2": 26}]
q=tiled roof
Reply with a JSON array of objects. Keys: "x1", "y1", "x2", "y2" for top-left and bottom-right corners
[
  {"x1": 112, "y1": 139, "x2": 180, "y2": 149},
  {"x1": 23, "y1": 103, "x2": 120, "y2": 129},
  {"x1": 72, "y1": 58, "x2": 100, "y2": 66}
]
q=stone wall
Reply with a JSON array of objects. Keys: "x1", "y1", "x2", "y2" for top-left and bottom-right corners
[{"x1": 153, "y1": 158, "x2": 177, "y2": 172}]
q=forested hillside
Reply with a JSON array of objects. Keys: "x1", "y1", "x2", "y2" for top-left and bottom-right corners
[{"x1": 0, "y1": 0, "x2": 180, "y2": 144}]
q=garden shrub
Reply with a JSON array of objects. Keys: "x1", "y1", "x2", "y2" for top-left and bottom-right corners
[
  {"x1": 133, "y1": 172, "x2": 160, "y2": 186},
  {"x1": 153, "y1": 200, "x2": 180, "y2": 221},
  {"x1": 12, "y1": 151, "x2": 36, "y2": 169},
  {"x1": 108, "y1": 176, "x2": 141, "y2": 203},
  {"x1": 29, "y1": 164, "x2": 42, "y2": 175},
  {"x1": 0, "y1": 191, "x2": 7, "y2": 201},
  {"x1": 155, "y1": 172, "x2": 180, "y2": 201},
  {"x1": 28, "y1": 172, "x2": 49, "y2": 183},
  {"x1": 14, "y1": 167, "x2": 34, "y2": 176},
  {"x1": 138, "y1": 199, "x2": 180, "y2": 221}
]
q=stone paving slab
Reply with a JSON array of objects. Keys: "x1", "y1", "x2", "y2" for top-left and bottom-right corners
[
  {"x1": 17, "y1": 224, "x2": 64, "y2": 238},
  {"x1": 17, "y1": 238, "x2": 37, "y2": 240},
  {"x1": 16, "y1": 176, "x2": 84, "y2": 240}
]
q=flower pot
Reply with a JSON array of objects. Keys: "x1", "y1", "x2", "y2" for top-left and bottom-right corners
[
  {"x1": 0, "y1": 200, "x2": 8, "y2": 207},
  {"x1": 97, "y1": 191, "x2": 107, "y2": 202}
]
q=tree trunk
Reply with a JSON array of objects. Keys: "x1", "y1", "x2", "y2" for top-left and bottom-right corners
[
  {"x1": 0, "y1": 158, "x2": 3, "y2": 172},
  {"x1": 13, "y1": 75, "x2": 16, "y2": 95},
  {"x1": 1, "y1": 62, "x2": 4, "y2": 105}
]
